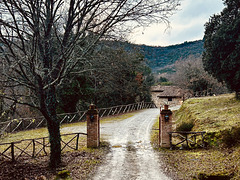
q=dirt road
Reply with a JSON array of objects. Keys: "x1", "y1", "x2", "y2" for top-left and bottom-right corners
[{"x1": 92, "y1": 108, "x2": 171, "y2": 180}]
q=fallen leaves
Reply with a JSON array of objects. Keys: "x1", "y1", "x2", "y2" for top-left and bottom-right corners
[{"x1": 0, "y1": 143, "x2": 110, "y2": 180}]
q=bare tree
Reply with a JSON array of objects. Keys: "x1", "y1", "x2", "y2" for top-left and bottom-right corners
[
  {"x1": 0, "y1": 0, "x2": 180, "y2": 167},
  {"x1": 170, "y1": 55, "x2": 228, "y2": 95}
]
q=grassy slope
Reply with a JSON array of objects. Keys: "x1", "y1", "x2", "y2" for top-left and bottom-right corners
[
  {"x1": 175, "y1": 94, "x2": 240, "y2": 133},
  {"x1": 151, "y1": 94, "x2": 240, "y2": 180}
]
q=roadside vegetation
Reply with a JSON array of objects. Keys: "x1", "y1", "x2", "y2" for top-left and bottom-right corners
[
  {"x1": 0, "y1": 111, "x2": 137, "y2": 144},
  {"x1": 0, "y1": 111, "x2": 139, "y2": 179},
  {"x1": 151, "y1": 94, "x2": 240, "y2": 180},
  {"x1": 0, "y1": 141, "x2": 110, "y2": 180}
]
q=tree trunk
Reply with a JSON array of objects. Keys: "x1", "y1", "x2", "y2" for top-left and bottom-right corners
[
  {"x1": 235, "y1": 91, "x2": 240, "y2": 100},
  {"x1": 47, "y1": 114, "x2": 61, "y2": 168},
  {"x1": 41, "y1": 85, "x2": 61, "y2": 168}
]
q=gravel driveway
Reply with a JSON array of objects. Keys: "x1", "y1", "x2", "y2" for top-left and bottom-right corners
[{"x1": 92, "y1": 108, "x2": 171, "y2": 180}]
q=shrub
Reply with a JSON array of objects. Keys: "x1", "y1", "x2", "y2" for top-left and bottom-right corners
[
  {"x1": 176, "y1": 121, "x2": 194, "y2": 132},
  {"x1": 204, "y1": 132, "x2": 221, "y2": 147}
]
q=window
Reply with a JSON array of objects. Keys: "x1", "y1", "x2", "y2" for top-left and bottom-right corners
[{"x1": 168, "y1": 97, "x2": 172, "y2": 101}]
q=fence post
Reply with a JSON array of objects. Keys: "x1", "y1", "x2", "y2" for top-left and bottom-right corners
[
  {"x1": 32, "y1": 139, "x2": 35, "y2": 158},
  {"x1": 9, "y1": 121, "x2": 12, "y2": 133},
  {"x1": 76, "y1": 133, "x2": 80, "y2": 150},
  {"x1": 201, "y1": 133, "x2": 205, "y2": 148},
  {"x1": 43, "y1": 138, "x2": 47, "y2": 155},
  {"x1": 11, "y1": 142, "x2": 15, "y2": 162},
  {"x1": 169, "y1": 133, "x2": 173, "y2": 150}
]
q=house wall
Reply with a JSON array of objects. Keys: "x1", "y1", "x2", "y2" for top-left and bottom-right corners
[
  {"x1": 151, "y1": 92, "x2": 160, "y2": 107},
  {"x1": 151, "y1": 92, "x2": 182, "y2": 108},
  {"x1": 158, "y1": 97, "x2": 182, "y2": 107}
]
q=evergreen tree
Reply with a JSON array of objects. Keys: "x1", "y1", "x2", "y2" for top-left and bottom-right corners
[{"x1": 203, "y1": 0, "x2": 240, "y2": 98}]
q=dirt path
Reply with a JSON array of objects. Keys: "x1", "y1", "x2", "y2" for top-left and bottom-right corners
[{"x1": 92, "y1": 108, "x2": 171, "y2": 180}]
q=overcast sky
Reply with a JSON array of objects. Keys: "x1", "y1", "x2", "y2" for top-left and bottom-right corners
[{"x1": 129, "y1": 0, "x2": 225, "y2": 47}]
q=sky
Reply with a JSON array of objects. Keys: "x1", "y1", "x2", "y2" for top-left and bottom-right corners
[{"x1": 129, "y1": 0, "x2": 225, "y2": 47}]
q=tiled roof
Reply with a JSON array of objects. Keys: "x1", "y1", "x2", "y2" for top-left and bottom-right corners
[{"x1": 151, "y1": 85, "x2": 184, "y2": 97}]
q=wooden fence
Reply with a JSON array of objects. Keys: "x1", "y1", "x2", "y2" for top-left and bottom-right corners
[
  {"x1": 169, "y1": 131, "x2": 206, "y2": 150},
  {"x1": 193, "y1": 90, "x2": 214, "y2": 97},
  {"x1": 0, "y1": 132, "x2": 87, "y2": 162},
  {"x1": 0, "y1": 102, "x2": 156, "y2": 137}
]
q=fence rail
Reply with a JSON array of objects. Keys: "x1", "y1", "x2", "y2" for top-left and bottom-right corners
[
  {"x1": 169, "y1": 131, "x2": 206, "y2": 150},
  {"x1": 0, "y1": 132, "x2": 87, "y2": 162},
  {"x1": 0, "y1": 102, "x2": 156, "y2": 136},
  {"x1": 193, "y1": 90, "x2": 214, "y2": 97}
]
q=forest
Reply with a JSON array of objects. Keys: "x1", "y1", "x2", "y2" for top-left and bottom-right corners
[
  {"x1": 0, "y1": 39, "x2": 225, "y2": 119},
  {"x1": 137, "y1": 40, "x2": 204, "y2": 73}
]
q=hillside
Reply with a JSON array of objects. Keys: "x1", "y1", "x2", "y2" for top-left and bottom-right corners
[
  {"x1": 175, "y1": 94, "x2": 240, "y2": 136},
  {"x1": 102, "y1": 39, "x2": 204, "y2": 73},
  {"x1": 137, "y1": 40, "x2": 204, "y2": 73}
]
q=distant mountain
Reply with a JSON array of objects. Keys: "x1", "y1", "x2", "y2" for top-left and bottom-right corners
[{"x1": 135, "y1": 40, "x2": 204, "y2": 73}]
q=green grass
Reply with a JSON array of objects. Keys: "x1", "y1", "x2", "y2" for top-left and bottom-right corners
[
  {"x1": 175, "y1": 93, "x2": 240, "y2": 133},
  {"x1": 0, "y1": 111, "x2": 137, "y2": 179},
  {"x1": 99, "y1": 111, "x2": 139, "y2": 123},
  {"x1": 0, "y1": 128, "x2": 49, "y2": 144},
  {"x1": 151, "y1": 93, "x2": 240, "y2": 179},
  {"x1": 150, "y1": 116, "x2": 159, "y2": 149},
  {"x1": 0, "y1": 111, "x2": 138, "y2": 144}
]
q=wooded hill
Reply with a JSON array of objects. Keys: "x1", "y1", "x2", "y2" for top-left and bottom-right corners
[{"x1": 134, "y1": 40, "x2": 204, "y2": 73}]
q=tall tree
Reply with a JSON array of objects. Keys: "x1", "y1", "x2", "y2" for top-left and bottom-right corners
[
  {"x1": 203, "y1": 0, "x2": 240, "y2": 98},
  {"x1": 0, "y1": 0, "x2": 180, "y2": 167},
  {"x1": 90, "y1": 43, "x2": 154, "y2": 107},
  {"x1": 57, "y1": 41, "x2": 154, "y2": 112}
]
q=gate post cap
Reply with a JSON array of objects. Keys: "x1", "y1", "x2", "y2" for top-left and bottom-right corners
[
  {"x1": 164, "y1": 104, "x2": 169, "y2": 110},
  {"x1": 87, "y1": 104, "x2": 98, "y2": 115},
  {"x1": 89, "y1": 104, "x2": 96, "y2": 110}
]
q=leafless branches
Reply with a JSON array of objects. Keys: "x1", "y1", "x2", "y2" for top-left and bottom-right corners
[
  {"x1": 170, "y1": 55, "x2": 228, "y2": 94},
  {"x1": 0, "y1": 0, "x2": 179, "y2": 110},
  {"x1": 0, "y1": 0, "x2": 180, "y2": 167}
]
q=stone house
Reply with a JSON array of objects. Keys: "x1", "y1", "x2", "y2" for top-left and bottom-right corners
[{"x1": 151, "y1": 85, "x2": 187, "y2": 108}]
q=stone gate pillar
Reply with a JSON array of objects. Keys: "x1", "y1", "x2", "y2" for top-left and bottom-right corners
[
  {"x1": 160, "y1": 104, "x2": 172, "y2": 148},
  {"x1": 87, "y1": 104, "x2": 100, "y2": 148}
]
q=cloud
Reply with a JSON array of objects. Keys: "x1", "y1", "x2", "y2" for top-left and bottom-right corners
[{"x1": 129, "y1": 0, "x2": 224, "y2": 46}]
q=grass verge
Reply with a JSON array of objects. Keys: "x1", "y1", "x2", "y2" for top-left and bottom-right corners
[
  {"x1": 0, "y1": 111, "x2": 139, "y2": 179},
  {"x1": 151, "y1": 94, "x2": 240, "y2": 179},
  {"x1": 0, "y1": 110, "x2": 138, "y2": 144}
]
